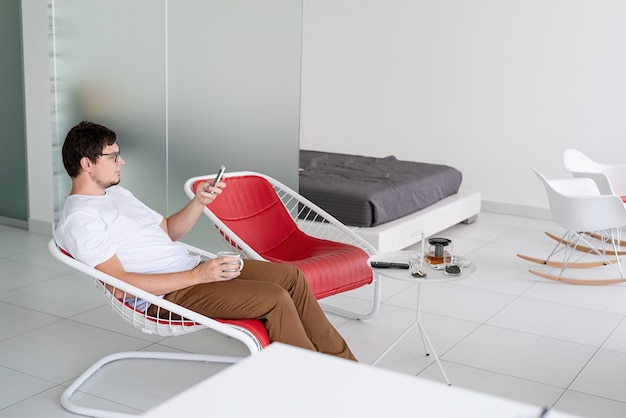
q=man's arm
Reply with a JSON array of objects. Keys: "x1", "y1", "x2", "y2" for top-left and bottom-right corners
[
  {"x1": 95, "y1": 250, "x2": 239, "y2": 297},
  {"x1": 161, "y1": 180, "x2": 225, "y2": 242}
]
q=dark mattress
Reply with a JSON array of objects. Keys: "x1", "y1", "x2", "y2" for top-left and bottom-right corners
[{"x1": 299, "y1": 150, "x2": 463, "y2": 227}]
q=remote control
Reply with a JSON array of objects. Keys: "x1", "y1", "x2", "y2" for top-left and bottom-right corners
[{"x1": 370, "y1": 261, "x2": 409, "y2": 269}]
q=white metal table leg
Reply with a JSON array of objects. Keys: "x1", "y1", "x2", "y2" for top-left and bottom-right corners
[
  {"x1": 372, "y1": 282, "x2": 451, "y2": 385},
  {"x1": 417, "y1": 320, "x2": 451, "y2": 385},
  {"x1": 415, "y1": 282, "x2": 429, "y2": 355},
  {"x1": 371, "y1": 320, "x2": 419, "y2": 367}
]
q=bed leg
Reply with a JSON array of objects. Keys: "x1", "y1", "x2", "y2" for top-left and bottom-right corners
[{"x1": 461, "y1": 214, "x2": 478, "y2": 224}]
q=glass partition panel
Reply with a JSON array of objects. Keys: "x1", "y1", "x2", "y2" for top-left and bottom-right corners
[
  {"x1": 167, "y1": 0, "x2": 303, "y2": 248},
  {"x1": 0, "y1": 0, "x2": 27, "y2": 224},
  {"x1": 52, "y1": 0, "x2": 167, "y2": 217},
  {"x1": 51, "y1": 0, "x2": 302, "y2": 250}
]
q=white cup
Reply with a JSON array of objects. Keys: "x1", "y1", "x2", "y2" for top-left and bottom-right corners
[{"x1": 217, "y1": 251, "x2": 244, "y2": 272}]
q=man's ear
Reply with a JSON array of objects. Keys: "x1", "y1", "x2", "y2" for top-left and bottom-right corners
[{"x1": 80, "y1": 157, "x2": 93, "y2": 171}]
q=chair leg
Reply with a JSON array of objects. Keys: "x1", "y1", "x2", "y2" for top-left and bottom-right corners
[
  {"x1": 61, "y1": 351, "x2": 243, "y2": 418},
  {"x1": 542, "y1": 230, "x2": 620, "y2": 271},
  {"x1": 319, "y1": 274, "x2": 382, "y2": 320},
  {"x1": 526, "y1": 228, "x2": 625, "y2": 284}
]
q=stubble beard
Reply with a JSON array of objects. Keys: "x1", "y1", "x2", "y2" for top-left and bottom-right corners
[{"x1": 90, "y1": 173, "x2": 120, "y2": 189}]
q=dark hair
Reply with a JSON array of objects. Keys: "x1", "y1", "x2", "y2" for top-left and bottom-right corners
[{"x1": 61, "y1": 121, "x2": 117, "y2": 177}]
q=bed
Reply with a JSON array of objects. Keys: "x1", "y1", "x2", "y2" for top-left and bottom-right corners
[{"x1": 299, "y1": 150, "x2": 481, "y2": 252}]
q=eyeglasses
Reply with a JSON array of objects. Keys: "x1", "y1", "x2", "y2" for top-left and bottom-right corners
[{"x1": 100, "y1": 149, "x2": 122, "y2": 163}]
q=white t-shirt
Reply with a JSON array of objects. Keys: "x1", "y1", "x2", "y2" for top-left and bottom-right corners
[{"x1": 54, "y1": 185, "x2": 200, "y2": 311}]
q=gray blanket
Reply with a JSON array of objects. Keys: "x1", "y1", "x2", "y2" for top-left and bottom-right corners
[{"x1": 299, "y1": 150, "x2": 463, "y2": 227}]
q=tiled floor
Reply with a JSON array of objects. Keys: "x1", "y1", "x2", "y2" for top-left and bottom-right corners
[{"x1": 1, "y1": 212, "x2": 626, "y2": 417}]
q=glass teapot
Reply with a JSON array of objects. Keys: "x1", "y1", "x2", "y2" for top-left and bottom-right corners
[{"x1": 425, "y1": 237, "x2": 452, "y2": 269}]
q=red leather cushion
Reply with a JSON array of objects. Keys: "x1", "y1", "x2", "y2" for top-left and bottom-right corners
[
  {"x1": 134, "y1": 303, "x2": 270, "y2": 348},
  {"x1": 200, "y1": 176, "x2": 299, "y2": 254},
  {"x1": 216, "y1": 318, "x2": 271, "y2": 347},
  {"x1": 260, "y1": 230, "x2": 372, "y2": 299},
  {"x1": 195, "y1": 175, "x2": 373, "y2": 299}
]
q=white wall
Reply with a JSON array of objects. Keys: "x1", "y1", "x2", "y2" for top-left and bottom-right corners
[{"x1": 300, "y1": 0, "x2": 626, "y2": 216}]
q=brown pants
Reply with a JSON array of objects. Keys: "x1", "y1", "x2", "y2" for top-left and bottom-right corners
[{"x1": 147, "y1": 260, "x2": 356, "y2": 361}]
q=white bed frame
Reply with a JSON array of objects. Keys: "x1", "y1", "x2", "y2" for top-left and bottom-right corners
[{"x1": 349, "y1": 190, "x2": 481, "y2": 252}]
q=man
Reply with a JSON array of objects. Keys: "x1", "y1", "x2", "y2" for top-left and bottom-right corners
[{"x1": 54, "y1": 121, "x2": 356, "y2": 361}]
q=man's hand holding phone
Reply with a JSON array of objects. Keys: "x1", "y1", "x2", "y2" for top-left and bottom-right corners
[
  {"x1": 196, "y1": 165, "x2": 226, "y2": 205},
  {"x1": 211, "y1": 165, "x2": 226, "y2": 187}
]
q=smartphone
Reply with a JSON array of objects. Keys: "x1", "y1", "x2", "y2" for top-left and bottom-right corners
[{"x1": 211, "y1": 165, "x2": 226, "y2": 186}]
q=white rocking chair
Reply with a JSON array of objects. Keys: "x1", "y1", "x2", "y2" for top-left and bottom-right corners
[
  {"x1": 563, "y1": 148, "x2": 626, "y2": 201},
  {"x1": 517, "y1": 170, "x2": 626, "y2": 285}
]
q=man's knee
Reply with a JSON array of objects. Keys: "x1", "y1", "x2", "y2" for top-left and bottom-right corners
[
  {"x1": 276, "y1": 262, "x2": 301, "y2": 276},
  {"x1": 274, "y1": 286, "x2": 293, "y2": 305},
  {"x1": 269, "y1": 263, "x2": 306, "y2": 287},
  {"x1": 261, "y1": 286, "x2": 297, "y2": 317}
]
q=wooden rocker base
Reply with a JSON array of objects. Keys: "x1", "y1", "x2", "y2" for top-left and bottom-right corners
[
  {"x1": 545, "y1": 231, "x2": 626, "y2": 256},
  {"x1": 516, "y1": 253, "x2": 618, "y2": 269},
  {"x1": 584, "y1": 232, "x2": 626, "y2": 249},
  {"x1": 528, "y1": 269, "x2": 626, "y2": 285}
]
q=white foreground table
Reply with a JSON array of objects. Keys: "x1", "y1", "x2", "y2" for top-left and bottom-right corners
[
  {"x1": 143, "y1": 343, "x2": 580, "y2": 418},
  {"x1": 368, "y1": 250, "x2": 476, "y2": 385}
]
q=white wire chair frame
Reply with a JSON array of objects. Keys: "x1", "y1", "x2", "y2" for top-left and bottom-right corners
[
  {"x1": 48, "y1": 239, "x2": 266, "y2": 418},
  {"x1": 184, "y1": 171, "x2": 381, "y2": 320}
]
